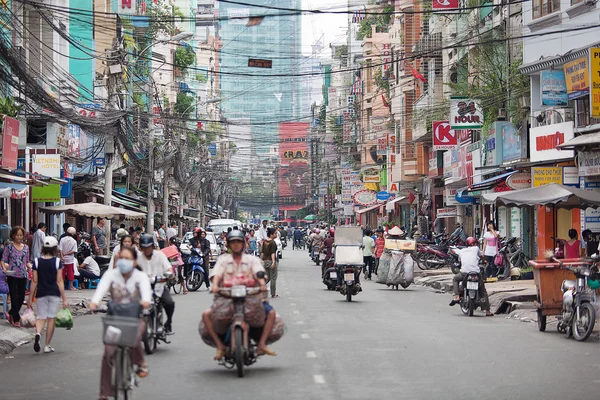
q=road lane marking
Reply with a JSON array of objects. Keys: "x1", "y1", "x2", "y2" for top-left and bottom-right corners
[
  {"x1": 296, "y1": 320, "x2": 304, "y2": 325},
  {"x1": 290, "y1": 303, "x2": 296, "y2": 306},
  {"x1": 313, "y1": 375, "x2": 326, "y2": 384},
  {"x1": 301, "y1": 333, "x2": 310, "y2": 339},
  {"x1": 293, "y1": 310, "x2": 300, "y2": 314},
  {"x1": 306, "y1": 351, "x2": 316, "y2": 359}
]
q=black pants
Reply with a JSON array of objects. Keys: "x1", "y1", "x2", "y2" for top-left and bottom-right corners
[
  {"x1": 363, "y1": 256, "x2": 373, "y2": 277},
  {"x1": 7, "y1": 277, "x2": 27, "y2": 323},
  {"x1": 202, "y1": 256, "x2": 210, "y2": 288},
  {"x1": 158, "y1": 240, "x2": 165, "y2": 249},
  {"x1": 160, "y1": 289, "x2": 175, "y2": 326},
  {"x1": 484, "y1": 256, "x2": 497, "y2": 278}
]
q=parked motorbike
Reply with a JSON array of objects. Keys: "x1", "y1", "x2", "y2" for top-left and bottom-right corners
[
  {"x1": 556, "y1": 260, "x2": 598, "y2": 341},
  {"x1": 216, "y1": 271, "x2": 266, "y2": 378},
  {"x1": 186, "y1": 248, "x2": 207, "y2": 291},
  {"x1": 457, "y1": 269, "x2": 484, "y2": 317},
  {"x1": 142, "y1": 276, "x2": 172, "y2": 354},
  {"x1": 423, "y1": 237, "x2": 462, "y2": 272}
]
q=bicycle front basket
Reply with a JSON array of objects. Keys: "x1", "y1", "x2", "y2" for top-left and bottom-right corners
[{"x1": 102, "y1": 315, "x2": 140, "y2": 348}]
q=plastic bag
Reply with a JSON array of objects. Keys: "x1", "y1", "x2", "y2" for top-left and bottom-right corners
[
  {"x1": 376, "y1": 251, "x2": 392, "y2": 284},
  {"x1": 55, "y1": 308, "x2": 73, "y2": 329},
  {"x1": 198, "y1": 313, "x2": 285, "y2": 348},
  {"x1": 20, "y1": 307, "x2": 36, "y2": 328},
  {"x1": 387, "y1": 251, "x2": 405, "y2": 285},
  {"x1": 400, "y1": 254, "x2": 414, "y2": 288}
]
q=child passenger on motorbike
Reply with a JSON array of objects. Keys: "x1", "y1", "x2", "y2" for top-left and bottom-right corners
[
  {"x1": 201, "y1": 230, "x2": 277, "y2": 361},
  {"x1": 449, "y1": 237, "x2": 493, "y2": 316}
]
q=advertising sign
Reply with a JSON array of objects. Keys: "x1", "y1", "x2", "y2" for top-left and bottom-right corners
[
  {"x1": 506, "y1": 172, "x2": 532, "y2": 190},
  {"x1": 432, "y1": 121, "x2": 458, "y2": 151},
  {"x1": 564, "y1": 57, "x2": 589, "y2": 100},
  {"x1": 67, "y1": 124, "x2": 81, "y2": 158},
  {"x1": 432, "y1": 0, "x2": 459, "y2": 11},
  {"x1": 352, "y1": 190, "x2": 378, "y2": 206},
  {"x1": 437, "y1": 207, "x2": 457, "y2": 218},
  {"x1": 541, "y1": 70, "x2": 568, "y2": 106},
  {"x1": 532, "y1": 167, "x2": 562, "y2": 187},
  {"x1": 562, "y1": 166, "x2": 579, "y2": 187},
  {"x1": 371, "y1": 116, "x2": 387, "y2": 152},
  {"x1": 529, "y1": 121, "x2": 574, "y2": 163},
  {"x1": 443, "y1": 150, "x2": 452, "y2": 178},
  {"x1": 381, "y1": 43, "x2": 391, "y2": 74},
  {"x1": 1, "y1": 116, "x2": 20, "y2": 170},
  {"x1": 466, "y1": 145, "x2": 481, "y2": 187},
  {"x1": 227, "y1": 8, "x2": 249, "y2": 24},
  {"x1": 278, "y1": 122, "x2": 309, "y2": 211},
  {"x1": 501, "y1": 123, "x2": 522, "y2": 162},
  {"x1": 483, "y1": 122, "x2": 503, "y2": 167},
  {"x1": 376, "y1": 191, "x2": 391, "y2": 201},
  {"x1": 577, "y1": 151, "x2": 600, "y2": 177},
  {"x1": 445, "y1": 185, "x2": 461, "y2": 206},
  {"x1": 449, "y1": 97, "x2": 483, "y2": 129},
  {"x1": 590, "y1": 47, "x2": 600, "y2": 118},
  {"x1": 581, "y1": 176, "x2": 600, "y2": 231}
]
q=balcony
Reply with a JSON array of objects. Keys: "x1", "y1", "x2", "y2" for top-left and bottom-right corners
[{"x1": 413, "y1": 32, "x2": 442, "y2": 58}]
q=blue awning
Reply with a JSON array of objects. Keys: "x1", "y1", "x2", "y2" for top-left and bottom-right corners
[
  {"x1": 0, "y1": 182, "x2": 27, "y2": 190},
  {"x1": 468, "y1": 170, "x2": 517, "y2": 191}
]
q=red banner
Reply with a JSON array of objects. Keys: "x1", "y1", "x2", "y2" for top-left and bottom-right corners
[
  {"x1": 1, "y1": 116, "x2": 20, "y2": 170},
  {"x1": 432, "y1": 121, "x2": 458, "y2": 151},
  {"x1": 279, "y1": 123, "x2": 309, "y2": 211},
  {"x1": 432, "y1": 0, "x2": 459, "y2": 11}
]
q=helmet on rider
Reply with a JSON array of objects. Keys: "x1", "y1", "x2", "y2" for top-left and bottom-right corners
[
  {"x1": 315, "y1": 228, "x2": 321, "y2": 234},
  {"x1": 466, "y1": 237, "x2": 477, "y2": 246},
  {"x1": 227, "y1": 229, "x2": 246, "y2": 243},
  {"x1": 193, "y1": 227, "x2": 202, "y2": 234},
  {"x1": 329, "y1": 228, "x2": 335, "y2": 237},
  {"x1": 139, "y1": 233, "x2": 154, "y2": 248}
]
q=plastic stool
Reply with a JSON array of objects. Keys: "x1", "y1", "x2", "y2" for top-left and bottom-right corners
[
  {"x1": 65, "y1": 279, "x2": 79, "y2": 290},
  {"x1": 88, "y1": 279, "x2": 100, "y2": 289},
  {"x1": 0, "y1": 294, "x2": 7, "y2": 319}
]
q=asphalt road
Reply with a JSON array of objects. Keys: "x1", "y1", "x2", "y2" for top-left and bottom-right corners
[{"x1": 1, "y1": 247, "x2": 599, "y2": 400}]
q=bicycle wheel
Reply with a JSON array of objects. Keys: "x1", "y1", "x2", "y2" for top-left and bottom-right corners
[
  {"x1": 113, "y1": 348, "x2": 122, "y2": 399},
  {"x1": 172, "y1": 278, "x2": 183, "y2": 294},
  {"x1": 121, "y1": 349, "x2": 133, "y2": 400}
]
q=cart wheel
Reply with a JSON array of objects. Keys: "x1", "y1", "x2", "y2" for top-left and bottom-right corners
[{"x1": 537, "y1": 310, "x2": 547, "y2": 332}]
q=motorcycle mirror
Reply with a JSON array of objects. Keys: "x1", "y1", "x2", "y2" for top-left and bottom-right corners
[{"x1": 256, "y1": 271, "x2": 265, "y2": 279}]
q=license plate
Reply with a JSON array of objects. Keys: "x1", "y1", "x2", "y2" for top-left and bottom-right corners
[
  {"x1": 329, "y1": 272, "x2": 337, "y2": 279},
  {"x1": 467, "y1": 281, "x2": 479, "y2": 290},
  {"x1": 344, "y1": 273, "x2": 354, "y2": 282},
  {"x1": 231, "y1": 285, "x2": 247, "y2": 298}
]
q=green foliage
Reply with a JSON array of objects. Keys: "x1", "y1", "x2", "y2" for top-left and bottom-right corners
[
  {"x1": 295, "y1": 204, "x2": 315, "y2": 221},
  {"x1": 357, "y1": 4, "x2": 393, "y2": 40},
  {"x1": 132, "y1": 93, "x2": 145, "y2": 107},
  {"x1": 174, "y1": 93, "x2": 194, "y2": 115},
  {"x1": 373, "y1": 68, "x2": 390, "y2": 98},
  {"x1": 196, "y1": 73, "x2": 207, "y2": 83},
  {"x1": 149, "y1": 0, "x2": 176, "y2": 39},
  {"x1": 174, "y1": 47, "x2": 195, "y2": 75},
  {"x1": 0, "y1": 97, "x2": 21, "y2": 117},
  {"x1": 335, "y1": 45, "x2": 348, "y2": 59},
  {"x1": 162, "y1": 95, "x2": 170, "y2": 108}
]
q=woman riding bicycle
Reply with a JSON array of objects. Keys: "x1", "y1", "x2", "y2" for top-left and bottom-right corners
[{"x1": 88, "y1": 246, "x2": 152, "y2": 400}]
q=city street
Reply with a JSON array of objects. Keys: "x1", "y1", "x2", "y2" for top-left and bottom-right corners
[{"x1": 1, "y1": 248, "x2": 599, "y2": 400}]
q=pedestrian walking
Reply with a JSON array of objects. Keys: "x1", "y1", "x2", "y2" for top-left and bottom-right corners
[
  {"x1": 31, "y1": 222, "x2": 46, "y2": 261},
  {"x1": 27, "y1": 236, "x2": 69, "y2": 353},
  {"x1": 1, "y1": 226, "x2": 32, "y2": 327},
  {"x1": 92, "y1": 218, "x2": 107, "y2": 255},
  {"x1": 362, "y1": 229, "x2": 375, "y2": 279},
  {"x1": 374, "y1": 228, "x2": 385, "y2": 276},
  {"x1": 58, "y1": 227, "x2": 78, "y2": 291},
  {"x1": 158, "y1": 223, "x2": 167, "y2": 249},
  {"x1": 482, "y1": 222, "x2": 499, "y2": 278},
  {"x1": 261, "y1": 228, "x2": 279, "y2": 298},
  {"x1": 166, "y1": 222, "x2": 177, "y2": 241}
]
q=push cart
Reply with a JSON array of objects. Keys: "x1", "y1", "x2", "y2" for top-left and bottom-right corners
[{"x1": 529, "y1": 258, "x2": 591, "y2": 332}]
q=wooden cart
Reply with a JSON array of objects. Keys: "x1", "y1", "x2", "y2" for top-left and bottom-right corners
[{"x1": 529, "y1": 258, "x2": 591, "y2": 332}]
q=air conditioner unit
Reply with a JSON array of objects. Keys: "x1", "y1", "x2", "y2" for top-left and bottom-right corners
[{"x1": 547, "y1": 107, "x2": 573, "y2": 125}]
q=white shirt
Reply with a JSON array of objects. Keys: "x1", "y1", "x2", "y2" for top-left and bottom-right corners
[
  {"x1": 363, "y1": 236, "x2": 375, "y2": 257},
  {"x1": 136, "y1": 250, "x2": 173, "y2": 296},
  {"x1": 166, "y1": 227, "x2": 177, "y2": 240},
  {"x1": 91, "y1": 268, "x2": 152, "y2": 305},
  {"x1": 483, "y1": 232, "x2": 498, "y2": 256},
  {"x1": 58, "y1": 236, "x2": 78, "y2": 264},
  {"x1": 109, "y1": 244, "x2": 121, "y2": 269},
  {"x1": 152, "y1": 231, "x2": 159, "y2": 247},
  {"x1": 82, "y1": 256, "x2": 101, "y2": 276},
  {"x1": 257, "y1": 226, "x2": 268, "y2": 242},
  {"x1": 456, "y1": 246, "x2": 482, "y2": 274}
]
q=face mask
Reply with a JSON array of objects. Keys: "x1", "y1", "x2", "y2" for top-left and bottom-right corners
[{"x1": 117, "y1": 258, "x2": 135, "y2": 274}]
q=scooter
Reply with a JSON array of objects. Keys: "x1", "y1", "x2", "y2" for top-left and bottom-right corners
[
  {"x1": 142, "y1": 276, "x2": 172, "y2": 354},
  {"x1": 457, "y1": 270, "x2": 484, "y2": 317},
  {"x1": 186, "y1": 248, "x2": 207, "y2": 291},
  {"x1": 322, "y1": 257, "x2": 337, "y2": 290},
  {"x1": 556, "y1": 260, "x2": 598, "y2": 341}
]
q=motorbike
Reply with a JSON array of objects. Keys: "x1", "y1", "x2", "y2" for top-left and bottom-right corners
[
  {"x1": 457, "y1": 269, "x2": 484, "y2": 317},
  {"x1": 142, "y1": 276, "x2": 172, "y2": 354},
  {"x1": 422, "y1": 237, "x2": 462, "y2": 273},
  {"x1": 274, "y1": 237, "x2": 283, "y2": 260},
  {"x1": 333, "y1": 227, "x2": 365, "y2": 302},
  {"x1": 339, "y1": 265, "x2": 362, "y2": 302},
  {"x1": 186, "y1": 248, "x2": 207, "y2": 291},
  {"x1": 216, "y1": 271, "x2": 267, "y2": 378},
  {"x1": 556, "y1": 260, "x2": 598, "y2": 342},
  {"x1": 322, "y1": 257, "x2": 337, "y2": 290}
]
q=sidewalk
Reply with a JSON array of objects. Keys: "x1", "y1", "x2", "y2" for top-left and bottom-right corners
[
  {"x1": 0, "y1": 289, "x2": 99, "y2": 355},
  {"x1": 414, "y1": 268, "x2": 537, "y2": 314}
]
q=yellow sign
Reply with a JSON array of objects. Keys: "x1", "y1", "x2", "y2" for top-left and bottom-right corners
[
  {"x1": 564, "y1": 57, "x2": 589, "y2": 99},
  {"x1": 532, "y1": 167, "x2": 562, "y2": 187},
  {"x1": 590, "y1": 47, "x2": 600, "y2": 118}
]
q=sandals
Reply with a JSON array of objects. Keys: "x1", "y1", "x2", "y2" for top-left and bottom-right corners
[
  {"x1": 271, "y1": 294, "x2": 280, "y2": 298},
  {"x1": 136, "y1": 365, "x2": 149, "y2": 378},
  {"x1": 214, "y1": 349, "x2": 225, "y2": 360},
  {"x1": 257, "y1": 347, "x2": 277, "y2": 356}
]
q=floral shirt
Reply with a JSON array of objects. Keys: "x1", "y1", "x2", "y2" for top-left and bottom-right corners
[{"x1": 1, "y1": 243, "x2": 30, "y2": 279}]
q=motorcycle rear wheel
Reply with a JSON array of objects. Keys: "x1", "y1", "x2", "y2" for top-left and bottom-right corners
[
  {"x1": 572, "y1": 302, "x2": 596, "y2": 342},
  {"x1": 234, "y1": 327, "x2": 245, "y2": 378},
  {"x1": 413, "y1": 254, "x2": 427, "y2": 270},
  {"x1": 424, "y1": 254, "x2": 443, "y2": 270},
  {"x1": 460, "y1": 298, "x2": 469, "y2": 315},
  {"x1": 467, "y1": 298, "x2": 475, "y2": 316}
]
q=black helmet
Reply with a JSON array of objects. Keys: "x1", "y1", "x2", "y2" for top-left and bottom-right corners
[
  {"x1": 227, "y1": 230, "x2": 246, "y2": 243},
  {"x1": 140, "y1": 233, "x2": 154, "y2": 248}
]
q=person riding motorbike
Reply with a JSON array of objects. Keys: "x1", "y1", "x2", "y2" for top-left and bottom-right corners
[
  {"x1": 320, "y1": 228, "x2": 335, "y2": 277},
  {"x1": 201, "y1": 230, "x2": 277, "y2": 360},
  {"x1": 449, "y1": 237, "x2": 493, "y2": 316},
  {"x1": 311, "y1": 229, "x2": 324, "y2": 264},
  {"x1": 293, "y1": 227, "x2": 303, "y2": 249},
  {"x1": 137, "y1": 234, "x2": 177, "y2": 332}
]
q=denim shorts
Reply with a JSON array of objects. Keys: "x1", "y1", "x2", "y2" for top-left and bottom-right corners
[{"x1": 36, "y1": 296, "x2": 60, "y2": 319}]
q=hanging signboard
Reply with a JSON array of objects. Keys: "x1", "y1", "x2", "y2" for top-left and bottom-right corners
[
  {"x1": 437, "y1": 207, "x2": 457, "y2": 218},
  {"x1": 529, "y1": 121, "x2": 574, "y2": 163},
  {"x1": 577, "y1": 151, "x2": 600, "y2": 177},
  {"x1": 432, "y1": 0, "x2": 459, "y2": 11},
  {"x1": 562, "y1": 166, "x2": 579, "y2": 187},
  {"x1": 563, "y1": 57, "x2": 589, "y2": 100},
  {"x1": 352, "y1": 190, "x2": 378, "y2": 206},
  {"x1": 590, "y1": 47, "x2": 600, "y2": 118},
  {"x1": 541, "y1": 70, "x2": 569, "y2": 106},
  {"x1": 449, "y1": 97, "x2": 484, "y2": 129},
  {"x1": 1, "y1": 116, "x2": 20, "y2": 170},
  {"x1": 432, "y1": 121, "x2": 458, "y2": 151},
  {"x1": 506, "y1": 172, "x2": 532, "y2": 190},
  {"x1": 532, "y1": 167, "x2": 562, "y2": 187}
]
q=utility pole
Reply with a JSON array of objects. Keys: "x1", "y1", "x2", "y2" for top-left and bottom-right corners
[
  {"x1": 505, "y1": 0, "x2": 511, "y2": 120},
  {"x1": 163, "y1": 167, "x2": 170, "y2": 227},
  {"x1": 146, "y1": 141, "x2": 154, "y2": 233}
]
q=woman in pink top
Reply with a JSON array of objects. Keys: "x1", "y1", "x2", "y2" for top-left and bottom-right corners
[
  {"x1": 374, "y1": 228, "x2": 386, "y2": 276},
  {"x1": 564, "y1": 229, "x2": 581, "y2": 259}
]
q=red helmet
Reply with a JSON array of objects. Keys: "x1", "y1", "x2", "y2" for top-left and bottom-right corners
[
  {"x1": 466, "y1": 237, "x2": 477, "y2": 246},
  {"x1": 329, "y1": 228, "x2": 335, "y2": 237},
  {"x1": 193, "y1": 227, "x2": 202, "y2": 233}
]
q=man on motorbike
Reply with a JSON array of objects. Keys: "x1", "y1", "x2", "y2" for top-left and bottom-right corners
[
  {"x1": 320, "y1": 228, "x2": 335, "y2": 277},
  {"x1": 449, "y1": 237, "x2": 493, "y2": 316},
  {"x1": 293, "y1": 227, "x2": 303, "y2": 249},
  {"x1": 137, "y1": 234, "x2": 177, "y2": 332},
  {"x1": 202, "y1": 230, "x2": 277, "y2": 360},
  {"x1": 311, "y1": 229, "x2": 324, "y2": 264}
]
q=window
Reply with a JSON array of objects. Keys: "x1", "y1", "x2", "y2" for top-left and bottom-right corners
[
  {"x1": 574, "y1": 96, "x2": 600, "y2": 127},
  {"x1": 532, "y1": 0, "x2": 560, "y2": 19}
]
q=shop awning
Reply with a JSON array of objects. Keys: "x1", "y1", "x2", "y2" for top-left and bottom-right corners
[
  {"x1": 356, "y1": 204, "x2": 381, "y2": 214},
  {"x1": 557, "y1": 130, "x2": 600, "y2": 150},
  {"x1": 93, "y1": 192, "x2": 146, "y2": 213},
  {"x1": 385, "y1": 196, "x2": 407, "y2": 212},
  {"x1": 468, "y1": 170, "x2": 517, "y2": 191},
  {"x1": 486, "y1": 184, "x2": 600, "y2": 210},
  {"x1": 39, "y1": 202, "x2": 146, "y2": 219}
]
